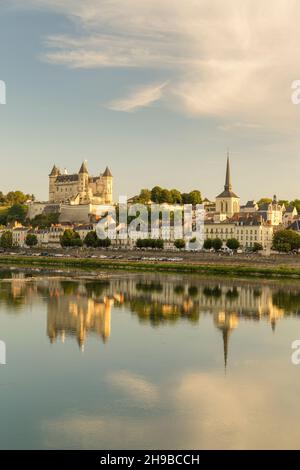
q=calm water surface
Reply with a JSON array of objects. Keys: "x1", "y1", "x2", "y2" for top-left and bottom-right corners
[{"x1": 0, "y1": 270, "x2": 300, "y2": 449}]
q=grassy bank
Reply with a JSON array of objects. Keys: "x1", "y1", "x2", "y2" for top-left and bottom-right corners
[{"x1": 1, "y1": 255, "x2": 300, "y2": 279}]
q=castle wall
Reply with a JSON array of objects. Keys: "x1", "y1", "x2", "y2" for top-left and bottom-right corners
[{"x1": 59, "y1": 204, "x2": 92, "y2": 224}]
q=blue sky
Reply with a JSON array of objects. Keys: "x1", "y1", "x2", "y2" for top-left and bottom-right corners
[{"x1": 0, "y1": 1, "x2": 300, "y2": 202}]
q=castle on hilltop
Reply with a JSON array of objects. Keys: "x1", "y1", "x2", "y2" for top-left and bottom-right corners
[{"x1": 48, "y1": 161, "x2": 113, "y2": 205}]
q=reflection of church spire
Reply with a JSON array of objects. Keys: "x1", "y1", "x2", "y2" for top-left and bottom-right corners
[
  {"x1": 214, "y1": 311, "x2": 238, "y2": 373},
  {"x1": 271, "y1": 318, "x2": 276, "y2": 333},
  {"x1": 222, "y1": 328, "x2": 230, "y2": 371}
]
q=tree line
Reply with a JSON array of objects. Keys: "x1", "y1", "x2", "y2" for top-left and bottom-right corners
[
  {"x1": 1, "y1": 227, "x2": 300, "y2": 253},
  {"x1": 257, "y1": 198, "x2": 300, "y2": 212},
  {"x1": 133, "y1": 187, "x2": 202, "y2": 205},
  {"x1": 0, "y1": 191, "x2": 34, "y2": 206}
]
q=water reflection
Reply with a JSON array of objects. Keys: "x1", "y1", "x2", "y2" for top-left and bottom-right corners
[
  {"x1": 2, "y1": 271, "x2": 300, "y2": 449},
  {"x1": 0, "y1": 272, "x2": 298, "y2": 367}
]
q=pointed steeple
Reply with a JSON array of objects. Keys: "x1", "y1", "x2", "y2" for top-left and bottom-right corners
[
  {"x1": 79, "y1": 160, "x2": 88, "y2": 174},
  {"x1": 49, "y1": 165, "x2": 60, "y2": 177},
  {"x1": 216, "y1": 152, "x2": 239, "y2": 199},
  {"x1": 224, "y1": 153, "x2": 232, "y2": 192},
  {"x1": 103, "y1": 166, "x2": 113, "y2": 177}
]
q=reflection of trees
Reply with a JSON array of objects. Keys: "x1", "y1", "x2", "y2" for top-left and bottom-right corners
[
  {"x1": 128, "y1": 298, "x2": 200, "y2": 326},
  {"x1": 85, "y1": 281, "x2": 110, "y2": 297},
  {"x1": 203, "y1": 286, "x2": 222, "y2": 298},
  {"x1": 60, "y1": 280, "x2": 80, "y2": 295},
  {"x1": 272, "y1": 290, "x2": 300, "y2": 314},
  {"x1": 253, "y1": 289, "x2": 262, "y2": 298},
  {"x1": 174, "y1": 285, "x2": 184, "y2": 295},
  {"x1": 2, "y1": 275, "x2": 300, "y2": 335},
  {"x1": 226, "y1": 288, "x2": 239, "y2": 300},
  {"x1": 188, "y1": 286, "x2": 198, "y2": 297},
  {"x1": 136, "y1": 282, "x2": 163, "y2": 293}
]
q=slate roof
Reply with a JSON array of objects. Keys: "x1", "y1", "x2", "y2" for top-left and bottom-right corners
[
  {"x1": 56, "y1": 174, "x2": 79, "y2": 183},
  {"x1": 103, "y1": 166, "x2": 113, "y2": 177}
]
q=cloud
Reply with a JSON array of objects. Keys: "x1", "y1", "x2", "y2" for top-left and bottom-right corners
[
  {"x1": 40, "y1": 368, "x2": 300, "y2": 449},
  {"x1": 7, "y1": 1, "x2": 300, "y2": 128},
  {"x1": 107, "y1": 82, "x2": 167, "y2": 112},
  {"x1": 218, "y1": 122, "x2": 262, "y2": 132},
  {"x1": 106, "y1": 370, "x2": 159, "y2": 405}
]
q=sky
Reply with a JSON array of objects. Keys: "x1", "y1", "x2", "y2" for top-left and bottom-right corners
[{"x1": 1, "y1": 0, "x2": 300, "y2": 202}]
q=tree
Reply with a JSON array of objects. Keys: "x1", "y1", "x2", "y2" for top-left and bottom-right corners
[
  {"x1": 203, "y1": 239, "x2": 213, "y2": 249},
  {"x1": 31, "y1": 213, "x2": 60, "y2": 228},
  {"x1": 226, "y1": 238, "x2": 240, "y2": 250},
  {"x1": 188, "y1": 190, "x2": 202, "y2": 205},
  {"x1": 160, "y1": 189, "x2": 173, "y2": 204},
  {"x1": 137, "y1": 189, "x2": 151, "y2": 204},
  {"x1": 0, "y1": 191, "x2": 35, "y2": 206},
  {"x1": 5, "y1": 191, "x2": 34, "y2": 205},
  {"x1": 7, "y1": 204, "x2": 27, "y2": 223},
  {"x1": 84, "y1": 231, "x2": 99, "y2": 248},
  {"x1": 181, "y1": 190, "x2": 202, "y2": 205},
  {"x1": 97, "y1": 238, "x2": 111, "y2": 248},
  {"x1": 253, "y1": 242, "x2": 263, "y2": 252},
  {"x1": 257, "y1": 198, "x2": 272, "y2": 208},
  {"x1": 211, "y1": 238, "x2": 223, "y2": 251},
  {"x1": 290, "y1": 200, "x2": 300, "y2": 214},
  {"x1": 25, "y1": 234, "x2": 38, "y2": 247},
  {"x1": 181, "y1": 193, "x2": 190, "y2": 204},
  {"x1": 60, "y1": 229, "x2": 83, "y2": 247},
  {"x1": 279, "y1": 200, "x2": 289, "y2": 207},
  {"x1": 170, "y1": 189, "x2": 182, "y2": 205},
  {"x1": 273, "y1": 229, "x2": 300, "y2": 252},
  {"x1": 0, "y1": 209, "x2": 8, "y2": 226},
  {"x1": 151, "y1": 186, "x2": 163, "y2": 203},
  {"x1": 174, "y1": 239, "x2": 185, "y2": 249},
  {"x1": 0, "y1": 231, "x2": 13, "y2": 249},
  {"x1": 136, "y1": 238, "x2": 164, "y2": 249}
]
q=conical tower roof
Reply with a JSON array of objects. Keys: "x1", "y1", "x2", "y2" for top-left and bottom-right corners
[
  {"x1": 49, "y1": 165, "x2": 60, "y2": 177},
  {"x1": 103, "y1": 166, "x2": 113, "y2": 177},
  {"x1": 79, "y1": 161, "x2": 89, "y2": 174}
]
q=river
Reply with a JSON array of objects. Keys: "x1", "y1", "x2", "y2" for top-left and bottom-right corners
[{"x1": 0, "y1": 270, "x2": 299, "y2": 449}]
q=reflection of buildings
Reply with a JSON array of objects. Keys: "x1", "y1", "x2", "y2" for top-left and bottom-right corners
[
  {"x1": 0, "y1": 274, "x2": 295, "y2": 363},
  {"x1": 47, "y1": 292, "x2": 113, "y2": 349}
]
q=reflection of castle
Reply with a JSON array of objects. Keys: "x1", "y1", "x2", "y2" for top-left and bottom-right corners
[
  {"x1": 47, "y1": 291, "x2": 113, "y2": 349},
  {"x1": 0, "y1": 274, "x2": 294, "y2": 363}
]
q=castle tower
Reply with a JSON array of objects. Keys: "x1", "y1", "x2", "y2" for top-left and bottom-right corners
[
  {"x1": 215, "y1": 154, "x2": 240, "y2": 218},
  {"x1": 49, "y1": 165, "x2": 61, "y2": 202},
  {"x1": 78, "y1": 161, "x2": 90, "y2": 203},
  {"x1": 102, "y1": 167, "x2": 113, "y2": 204}
]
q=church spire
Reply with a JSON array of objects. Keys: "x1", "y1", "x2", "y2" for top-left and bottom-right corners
[{"x1": 224, "y1": 153, "x2": 232, "y2": 192}]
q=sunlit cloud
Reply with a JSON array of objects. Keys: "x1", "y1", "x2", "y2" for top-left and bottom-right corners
[
  {"x1": 7, "y1": 0, "x2": 300, "y2": 129},
  {"x1": 41, "y1": 368, "x2": 300, "y2": 450},
  {"x1": 107, "y1": 82, "x2": 167, "y2": 112},
  {"x1": 106, "y1": 370, "x2": 159, "y2": 405}
]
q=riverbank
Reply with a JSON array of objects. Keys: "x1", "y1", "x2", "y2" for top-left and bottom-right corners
[{"x1": 2, "y1": 253, "x2": 300, "y2": 279}]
